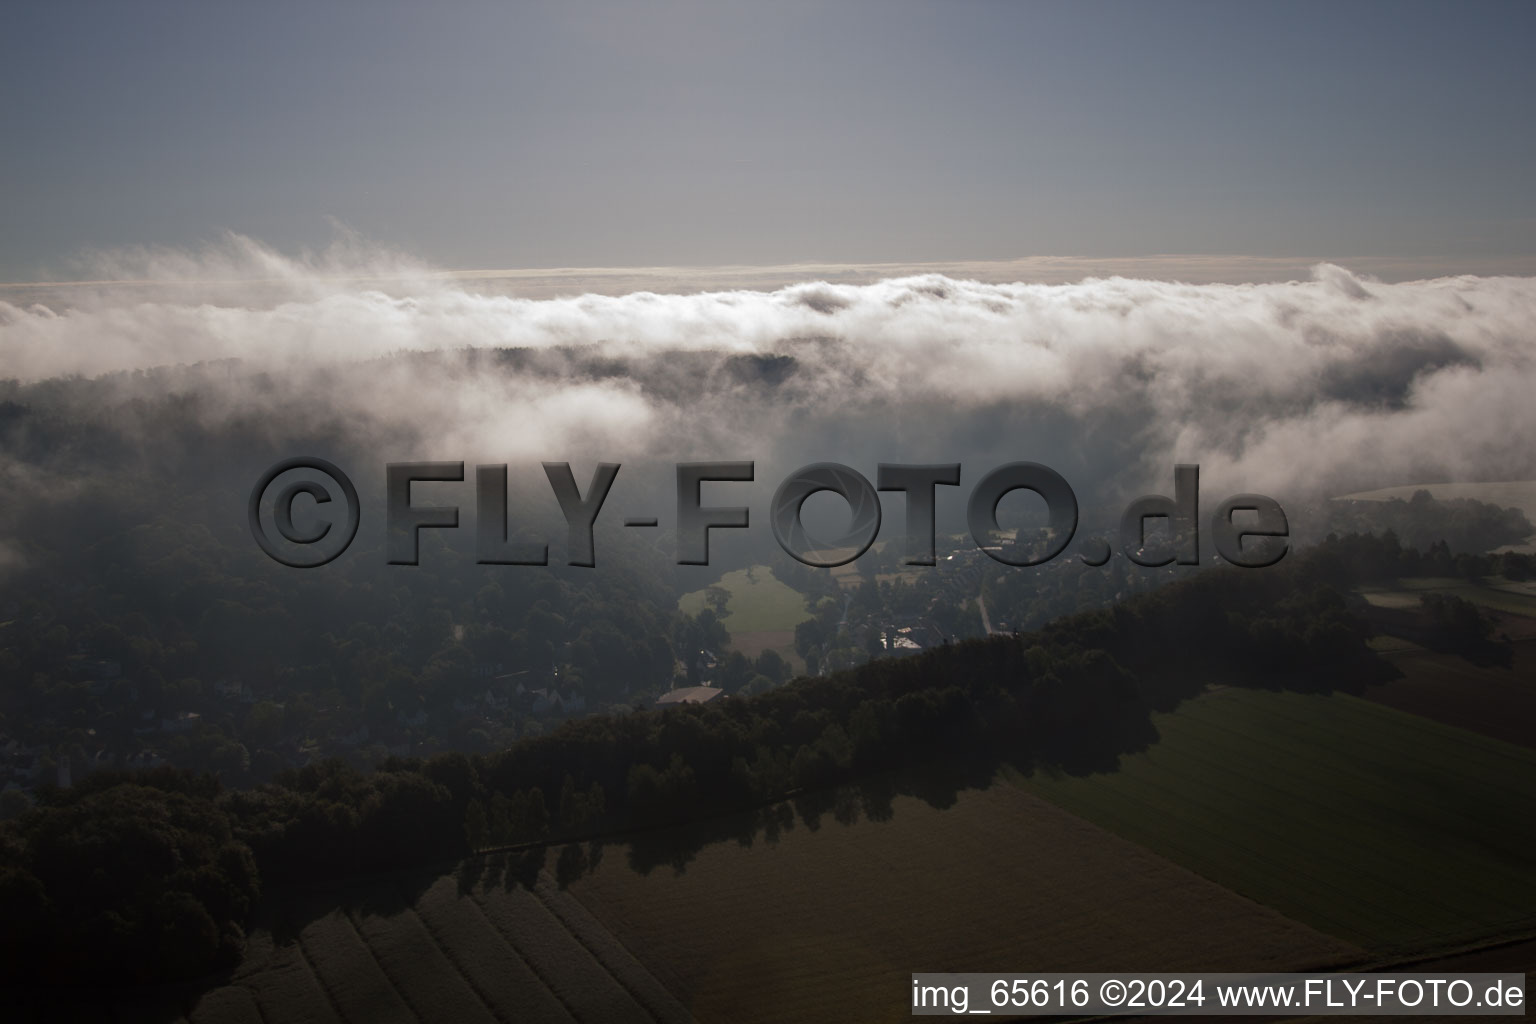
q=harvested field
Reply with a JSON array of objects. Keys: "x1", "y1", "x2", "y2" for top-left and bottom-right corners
[
  {"x1": 294, "y1": 909, "x2": 415, "y2": 1024},
  {"x1": 474, "y1": 878, "x2": 656, "y2": 1022},
  {"x1": 410, "y1": 875, "x2": 571, "y2": 1024},
  {"x1": 1363, "y1": 641, "x2": 1536, "y2": 748},
  {"x1": 348, "y1": 904, "x2": 500, "y2": 1024},
  {"x1": 187, "y1": 987, "x2": 262, "y2": 1024}
]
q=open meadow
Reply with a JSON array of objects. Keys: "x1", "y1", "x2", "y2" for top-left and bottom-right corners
[
  {"x1": 1358, "y1": 577, "x2": 1536, "y2": 619},
  {"x1": 678, "y1": 566, "x2": 813, "y2": 666},
  {"x1": 677, "y1": 567, "x2": 812, "y2": 635},
  {"x1": 1014, "y1": 687, "x2": 1536, "y2": 953}
]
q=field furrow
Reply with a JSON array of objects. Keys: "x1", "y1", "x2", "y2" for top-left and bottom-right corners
[
  {"x1": 188, "y1": 984, "x2": 263, "y2": 1024},
  {"x1": 349, "y1": 905, "x2": 500, "y2": 1024},
  {"x1": 411, "y1": 876, "x2": 576, "y2": 1024},
  {"x1": 476, "y1": 879, "x2": 650, "y2": 1023},
  {"x1": 239, "y1": 943, "x2": 344, "y2": 1024},
  {"x1": 297, "y1": 910, "x2": 417, "y2": 1024},
  {"x1": 531, "y1": 871, "x2": 695, "y2": 1024}
]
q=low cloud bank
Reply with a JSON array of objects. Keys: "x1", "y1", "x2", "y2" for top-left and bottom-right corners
[{"x1": 3, "y1": 234, "x2": 1534, "y2": 506}]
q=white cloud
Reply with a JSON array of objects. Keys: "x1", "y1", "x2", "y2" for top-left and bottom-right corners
[{"x1": 3, "y1": 234, "x2": 1535, "y2": 506}]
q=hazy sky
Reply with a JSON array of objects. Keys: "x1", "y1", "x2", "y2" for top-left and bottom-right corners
[{"x1": 3, "y1": 0, "x2": 1534, "y2": 281}]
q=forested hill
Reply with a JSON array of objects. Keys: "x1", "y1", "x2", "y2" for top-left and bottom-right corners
[{"x1": 2, "y1": 532, "x2": 1529, "y2": 989}]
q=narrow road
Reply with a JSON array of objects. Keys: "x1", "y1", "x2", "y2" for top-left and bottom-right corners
[{"x1": 977, "y1": 594, "x2": 997, "y2": 635}]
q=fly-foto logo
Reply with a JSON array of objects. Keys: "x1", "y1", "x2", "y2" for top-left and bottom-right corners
[{"x1": 249, "y1": 460, "x2": 1288, "y2": 571}]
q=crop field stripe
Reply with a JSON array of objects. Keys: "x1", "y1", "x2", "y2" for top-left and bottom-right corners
[
  {"x1": 339, "y1": 911, "x2": 426, "y2": 1024},
  {"x1": 237, "y1": 942, "x2": 343, "y2": 1024},
  {"x1": 239, "y1": 987, "x2": 271, "y2": 1024},
  {"x1": 397, "y1": 902, "x2": 515, "y2": 1024},
  {"x1": 188, "y1": 984, "x2": 264, "y2": 1024},
  {"x1": 347, "y1": 902, "x2": 490, "y2": 1024},
  {"x1": 464, "y1": 892, "x2": 582, "y2": 1024},
  {"x1": 529, "y1": 876, "x2": 662, "y2": 1024},
  {"x1": 410, "y1": 879, "x2": 575, "y2": 1024},
  {"x1": 477, "y1": 880, "x2": 650, "y2": 1023},
  {"x1": 349, "y1": 905, "x2": 501, "y2": 1024},
  {"x1": 292, "y1": 925, "x2": 373, "y2": 1024},
  {"x1": 531, "y1": 872, "x2": 693, "y2": 1024}
]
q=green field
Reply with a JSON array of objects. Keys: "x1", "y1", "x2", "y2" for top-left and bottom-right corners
[
  {"x1": 1014, "y1": 688, "x2": 1536, "y2": 952},
  {"x1": 1365, "y1": 633, "x2": 1424, "y2": 652},
  {"x1": 1359, "y1": 577, "x2": 1536, "y2": 618},
  {"x1": 678, "y1": 565, "x2": 812, "y2": 633},
  {"x1": 1358, "y1": 589, "x2": 1422, "y2": 610},
  {"x1": 1336, "y1": 481, "x2": 1536, "y2": 522}
]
